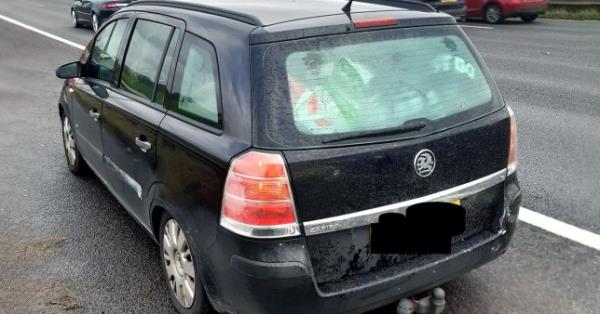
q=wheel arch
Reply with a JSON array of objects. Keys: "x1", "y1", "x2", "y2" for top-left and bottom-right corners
[
  {"x1": 149, "y1": 184, "x2": 223, "y2": 312},
  {"x1": 150, "y1": 204, "x2": 166, "y2": 241},
  {"x1": 58, "y1": 103, "x2": 65, "y2": 118},
  {"x1": 484, "y1": 2, "x2": 503, "y2": 12}
]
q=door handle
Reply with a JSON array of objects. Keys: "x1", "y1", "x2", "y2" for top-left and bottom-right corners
[
  {"x1": 135, "y1": 136, "x2": 152, "y2": 153},
  {"x1": 88, "y1": 109, "x2": 100, "y2": 122}
]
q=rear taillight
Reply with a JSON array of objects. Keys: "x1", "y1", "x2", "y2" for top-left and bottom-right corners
[
  {"x1": 220, "y1": 151, "x2": 300, "y2": 238},
  {"x1": 507, "y1": 106, "x2": 518, "y2": 175},
  {"x1": 101, "y1": 2, "x2": 127, "y2": 9}
]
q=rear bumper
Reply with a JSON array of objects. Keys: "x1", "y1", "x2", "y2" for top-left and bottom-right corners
[
  {"x1": 431, "y1": 2, "x2": 467, "y2": 18},
  {"x1": 203, "y1": 174, "x2": 521, "y2": 314},
  {"x1": 229, "y1": 229, "x2": 514, "y2": 314},
  {"x1": 441, "y1": 7, "x2": 467, "y2": 19},
  {"x1": 97, "y1": 9, "x2": 120, "y2": 24}
]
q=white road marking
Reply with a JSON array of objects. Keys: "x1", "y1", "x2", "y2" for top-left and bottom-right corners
[
  {"x1": 1, "y1": 13, "x2": 599, "y2": 252},
  {"x1": 459, "y1": 24, "x2": 494, "y2": 30},
  {"x1": 0, "y1": 13, "x2": 85, "y2": 50},
  {"x1": 519, "y1": 207, "x2": 600, "y2": 251}
]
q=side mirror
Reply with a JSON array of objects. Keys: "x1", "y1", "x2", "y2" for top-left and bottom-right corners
[{"x1": 56, "y1": 62, "x2": 81, "y2": 79}]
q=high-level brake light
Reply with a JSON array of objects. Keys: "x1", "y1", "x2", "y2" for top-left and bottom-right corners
[
  {"x1": 353, "y1": 17, "x2": 397, "y2": 29},
  {"x1": 101, "y1": 2, "x2": 128, "y2": 9}
]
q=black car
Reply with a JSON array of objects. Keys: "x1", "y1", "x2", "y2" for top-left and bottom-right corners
[
  {"x1": 363, "y1": 0, "x2": 466, "y2": 20},
  {"x1": 71, "y1": 0, "x2": 132, "y2": 32},
  {"x1": 55, "y1": 0, "x2": 521, "y2": 313}
]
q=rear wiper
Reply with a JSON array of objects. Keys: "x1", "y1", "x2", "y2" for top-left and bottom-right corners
[{"x1": 322, "y1": 119, "x2": 427, "y2": 144}]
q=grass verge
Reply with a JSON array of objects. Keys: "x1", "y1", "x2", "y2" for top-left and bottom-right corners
[{"x1": 542, "y1": 5, "x2": 600, "y2": 20}]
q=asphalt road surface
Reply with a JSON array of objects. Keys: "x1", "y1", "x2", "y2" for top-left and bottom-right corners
[{"x1": 0, "y1": 1, "x2": 599, "y2": 313}]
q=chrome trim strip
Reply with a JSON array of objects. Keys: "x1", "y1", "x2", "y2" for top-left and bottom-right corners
[
  {"x1": 220, "y1": 215, "x2": 301, "y2": 238},
  {"x1": 303, "y1": 169, "x2": 507, "y2": 236}
]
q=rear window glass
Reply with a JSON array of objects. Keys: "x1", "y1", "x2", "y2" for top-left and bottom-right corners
[{"x1": 251, "y1": 26, "x2": 501, "y2": 147}]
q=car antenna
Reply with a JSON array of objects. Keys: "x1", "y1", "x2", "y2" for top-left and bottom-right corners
[
  {"x1": 342, "y1": 0, "x2": 353, "y2": 21},
  {"x1": 342, "y1": 0, "x2": 353, "y2": 13}
]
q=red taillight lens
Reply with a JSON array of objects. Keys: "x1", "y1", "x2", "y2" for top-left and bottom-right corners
[
  {"x1": 101, "y1": 2, "x2": 127, "y2": 9},
  {"x1": 353, "y1": 17, "x2": 397, "y2": 29},
  {"x1": 221, "y1": 151, "x2": 299, "y2": 237},
  {"x1": 507, "y1": 106, "x2": 518, "y2": 175}
]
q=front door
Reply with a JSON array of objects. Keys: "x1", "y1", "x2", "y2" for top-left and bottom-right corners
[
  {"x1": 72, "y1": 17, "x2": 130, "y2": 175},
  {"x1": 101, "y1": 16, "x2": 181, "y2": 219}
]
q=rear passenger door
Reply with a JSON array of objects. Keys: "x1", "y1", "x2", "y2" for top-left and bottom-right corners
[{"x1": 101, "y1": 14, "x2": 183, "y2": 221}]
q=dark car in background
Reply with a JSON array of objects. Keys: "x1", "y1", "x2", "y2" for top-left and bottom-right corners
[
  {"x1": 364, "y1": 0, "x2": 466, "y2": 20},
  {"x1": 55, "y1": 0, "x2": 520, "y2": 313},
  {"x1": 466, "y1": 0, "x2": 548, "y2": 23},
  {"x1": 71, "y1": 0, "x2": 132, "y2": 32}
]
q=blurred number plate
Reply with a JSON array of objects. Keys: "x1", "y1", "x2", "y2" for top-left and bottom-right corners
[{"x1": 441, "y1": 0, "x2": 458, "y2": 3}]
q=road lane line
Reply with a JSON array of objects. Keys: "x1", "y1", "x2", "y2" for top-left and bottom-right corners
[
  {"x1": 0, "y1": 13, "x2": 85, "y2": 50},
  {"x1": 2, "y1": 12, "x2": 599, "y2": 253},
  {"x1": 519, "y1": 207, "x2": 600, "y2": 251},
  {"x1": 459, "y1": 24, "x2": 494, "y2": 29}
]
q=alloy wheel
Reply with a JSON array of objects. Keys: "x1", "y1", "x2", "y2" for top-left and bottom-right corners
[
  {"x1": 485, "y1": 6, "x2": 501, "y2": 24},
  {"x1": 92, "y1": 14, "x2": 99, "y2": 32},
  {"x1": 71, "y1": 10, "x2": 77, "y2": 27},
  {"x1": 163, "y1": 219, "x2": 196, "y2": 309},
  {"x1": 62, "y1": 116, "x2": 77, "y2": 166}
]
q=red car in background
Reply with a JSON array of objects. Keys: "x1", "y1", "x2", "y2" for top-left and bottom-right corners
[{"x1": 466, "y1": 0, "x2": 548, "y2": 23}]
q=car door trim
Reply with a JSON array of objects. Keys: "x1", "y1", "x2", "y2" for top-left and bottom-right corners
[{"x1": 302, "y1": 168, "x2": 507, "y2": 236}]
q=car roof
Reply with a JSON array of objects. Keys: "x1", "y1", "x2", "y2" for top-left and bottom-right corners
[
  {"x1": 128, "y1": 0, "x2": 455, "y2": 44},
  {"x1": 131, "y1": 0, "x2": 434, "y2": 26}
]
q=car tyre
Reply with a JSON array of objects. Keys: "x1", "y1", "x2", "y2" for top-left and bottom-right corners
[
  {"x1": 61, "y1": 113, "x2": 88, "y2": 175},
  {"x1": 159, "y1": 213, "x2": 211, "y2": 314},
  {"x1": 521, "y1": 14, "x2": 538, "y2": 22},
  {"x1": 484, "y1": 4, "x2": 503, "y2": 24},
  {"x1": 71, "y1": 9, "x2": 81, "y2": 28},
  {"x1": 92, "y1": 13, "x2": 100, "y2": 32}
]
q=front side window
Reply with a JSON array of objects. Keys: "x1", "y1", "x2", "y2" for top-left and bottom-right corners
[
  {"x1": 90, "y1": 19, "x2": 128, "y2": 83},
  {"x1": 169, "y1": 34, "x2": 220, "y2": 127},
  {"x1": 120, "y1": 20, "x2": 174, "y2": 100},
  {"x1": 251, "y1": 25, "x2": 501, "y2": 147}
]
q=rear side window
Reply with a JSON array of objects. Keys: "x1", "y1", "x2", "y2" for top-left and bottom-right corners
[
  {"x1": 90, "y1": 19, "x2": 128, "y2": 83},
  {"x1": 120, "y1": 20, "x2": 174, "y2": 101},
  {"x1": 169, "y1": 34, "x2": 220, "y2": 128},
  {"x1": 251, "y1": 26, "x2": 501, "y2": 147}
]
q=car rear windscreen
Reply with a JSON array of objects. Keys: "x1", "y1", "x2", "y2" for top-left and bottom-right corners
[{"x1": 251, "y1": 25, "x2": 502, "y2": 148}]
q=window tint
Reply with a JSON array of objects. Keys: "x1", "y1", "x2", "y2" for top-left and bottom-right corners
[
  {"x1": 170, "y1": 34, "x2": 220, "y2": 127},
  {"x1": 90, "y1": 19, "x2": 128, "y2": 83},
  {"x1": 120, "y1": 20, "x2": 174, "y2": 100},
  {"x1": 154, "y1": 29, "x2": 180, "y2": 105},
  {"x1": 251, "y1": 26, "x2": 500, "y2": 147},
  {"x1": 284, "y1": 35, "x2": 491, "y2": 135}
]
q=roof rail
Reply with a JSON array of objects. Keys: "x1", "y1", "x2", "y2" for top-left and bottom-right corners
[
  {"x1": 129, "y1": 0, "x2": 264, "y2": 26},
  {"x1": 356, "y1": 0, "x2": 437, "y2": 13}
]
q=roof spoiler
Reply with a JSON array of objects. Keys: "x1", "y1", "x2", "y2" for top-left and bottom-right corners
[{"x1": 352, "y1": 0, "x2": 437, "y2": 13}]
